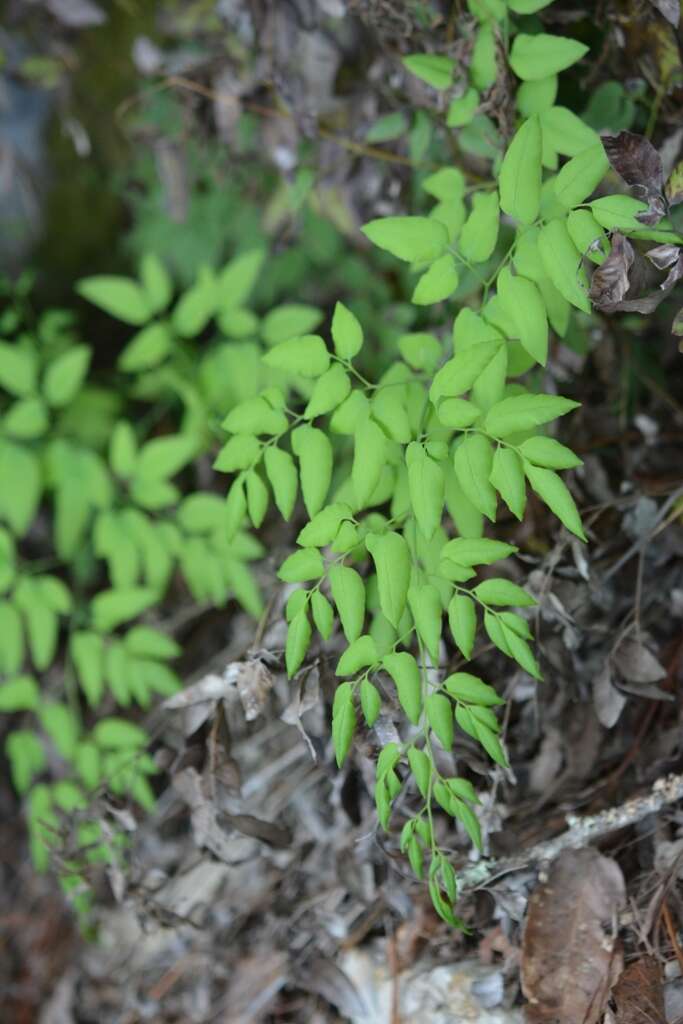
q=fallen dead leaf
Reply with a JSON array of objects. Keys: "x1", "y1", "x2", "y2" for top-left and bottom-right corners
[
  {"x1": 611, "y1": 955, "x2": 666, "y2": 1024},
  {"x1": 521, "y1": 847, "x2": 625, "y2": 1024}
]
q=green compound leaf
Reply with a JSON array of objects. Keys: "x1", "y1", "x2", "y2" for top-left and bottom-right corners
[
  {"x1": 496, "y1": 267, "x2": 548, "y2": 366},
  {"x1": 360, "y1": 679, "x2": 381, "y2": 726},
  {"x1": 448, "y1": 593, "x2": 477, "y2": 659},
  {"x1": 402, "y1": 53, "x2": 454, "y2": 90},
  {"x1": 331, "y1": 302, "x2": 363, "y2": 359},
  {"x1": 332, "y1": 681, "x2": 356, "y2": 767},
  {"x1": 509, "y1": 34, "x2": 588, "y2": 81},
  {"x1": 263, "y1": 335, "x2": 330, "y2": 378},
  {"x1": 336, "y1": 634, "x2": 378, "y2": 675},
  {"x1": 485, "y1": 394, "x2": 579, "y2": 437},
  {"x1": 474, "y1": 578, "x2": 537, "y2": 606},
  {"x1": 366, "y1": 531, "x2": 411, "y2": 629},
  {"x1": 278, "y1": 548, "x2": 324, "y2": 583},
  {"x1": 524, "y1": 462, "x2": 587, "y2": 540},
  {"x1": 264, "y1": 447, "x2": 298, "y2": 520},
  {"x1": 453, "y1": 434, "x2": 497, "y2": 521},
  {"x1": 292, "y1": 426, "x2": 333, "y2": 517},
  {"x1": 286, "y1": 610, "x2": 312, "y2": 676},
  {"x1": 412, "y1": 253, "x2": 459, "y2": 305},
  {"x1": 490, "y1": 446, "x2": 527, "y2": 520},
  {"x1": 430, "y1": 339, "x2": 501, "y2": 402},
  {"x1": 499, "y1": 116, "x2": 542, "y2": 225},
  {"x1": 459, "y1": 191, "x2": 500, "y2": 263},
  {"x1": 519, "y1": 436, "x2": 583, "y2": 469},
  {"x1": 328, "y1": 564, "x2": 366, "y2": 643},
  {"x1": 361, "y1": 216, "x2": 449, "y2": 263},
  {"x1": 426, "y1": 692, "x2": 454, "y2": 751},
  {"x1": 352, "y1": 418, "x2": 387, "y2": 508},
  {"x1": 554, "y1": 144, "x2": 609, "y2": 209},
  {"x1": 383, "y1": 652, "x2": 422, "y2": 724}
]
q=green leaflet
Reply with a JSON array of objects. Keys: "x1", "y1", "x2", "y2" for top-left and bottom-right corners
[
  {"x1": 408, "y1": 583, "x2": 442, "y2": 664},
  {"x1": 446, "y1": 88, "x2": 479, "y2": 128},
  {"x1": 590, "y1": 195, "x2": 649, "y2": 232},
  {"x1": 453, "y1": 434, "x2": 497, "y2": 521},
  {"x1": 499, "y1": 116, "x2": 542, "y2": 225},
  {"x1": 278, "y1": 548, "x2": 324, "y2": 583},
  {"x1": 554, "y1": 144, "x2": 609, "y2": 209},
  {"x1": 264, "y1": 447, "x2": 298, "y2": 520},
  {"x1": 402, "y1": 53, "x2": 454, "y2": 90},
  {"x1": 484, "y1": 394, "x2": 580, "y2": 437},
  {"x1": 474, "y1": 578, "x2": 536, "y2": 606},
  {"x1": 516, "y1": 76, "x2": 557, "y2": 116},
  {"x1": 361, "y1": 217, "x2": 449, "y2": 263},
  {"x1": 412, "y1": 253, "x2": 459, "y2": 305},
  {"x1": 471, "y1": 23, "x2": 497, "y2": 90},
  {"x1": 422, "y1": 168, "x2": 465, "y2": 203},
  {"x1": 496, "y1": 267, "x2": 548, "y2": 366},
  {"x1": 292, "y1": 426, "x2": 332, "y2": 517},
  {"x1": 566, "y1": 210, "x2": 609, "y2": 264},
  {"x1": 444, "y1": 672, "x2": 504, "y2": 705},
  {"x1": 352, "y1": 418, "x2": 387, "y2": 508},
  {"x1": 43, "y1": 346, "x2": 91, "y2": 408},
  {"x1": 441, "y1": 537, "x2": 517, "y2": 566},
  {"x1": 448, "y1": 594, "x2": 477, "y2": 659},
  {"x1": 304, "y1": 365, "x2": 351, "y2": 419},
  {"x1": 459, "y1": 191, "x2": 500, "y2": 263},
  {"x1": 524, "y1": 462, "x2": 587, "y2": 540},
  {"x1": 408, "y1": 746, "x2": 431, "y2": 798},
  {"x1": 407, "y1": 443, "x2": 444, "y2": 540},
  {"x1": 541, "y1": 106, "x2": 600, "y2": 158},
  {"x1": 328, "y1": 565, "x2": 366, "y2": 642},
  {"x1": 360, "y1": 679, "x2": 381, "y2": 726},
  {"x1": 489, "y1": 447, "x2": 527, "y2": 520},
  {"x1": 336, "y1": 634, "x2": 378, "y2": 675},
  {"x1": 519, "y1": 436, "x2": 582, "y2": 469},
  {"x1": 366, "y1": 531, "x2": 411, "y2": 629},
  {"x1": 286, "y1": 611, "x2": 311, "y2": 676},
  {"x1": 538, "y1": 218, "x2": 591, "y2": 312},
  {"x1": 263, "y1": 335, "x2": 330, "y2": 377},
  {"x1": 383, "y1": 652, "x2": 422, "y2": 724},
  {"x1": 77, "y1": 276, "x2": 151, "y2": 325},
  {"x1": 426, "y1": 692, "x2": 454, "y2": 751},
  {"x1": 430, "y1": 339, "x2": 501, "y2": 402},
  {"x1": 332, "y1": 682, "x2": 356, "y2": 767},
  {"x1": 509, "y1": 34, "x2": 589, "y2": 81},
  {"x1": 331, "y1": 302, "x2": 363, "y2": 359}
]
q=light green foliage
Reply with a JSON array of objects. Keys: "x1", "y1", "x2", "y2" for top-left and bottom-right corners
[
  {"x1": 3, "y1": 1, "x2": 650, "y2": 928},
  {"x1": 216, "y1": 3, "x2": 639, "y2": 928}
]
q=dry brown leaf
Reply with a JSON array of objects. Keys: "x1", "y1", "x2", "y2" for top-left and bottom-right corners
[
  {"x1": 521, "y1": 848, "x2": 625, "y2": 1024},
  {"x1": 612, "y1": 956, "x2": 666, "y2": 1024}
]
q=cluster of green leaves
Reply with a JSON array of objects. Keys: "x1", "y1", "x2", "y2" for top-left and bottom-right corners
[
  {"x1": 216, "y1": 1, "x2": 683, "y2": 926},
  {"x1": 0, "y1": 246, "x2": 314, "y2": 885}
]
